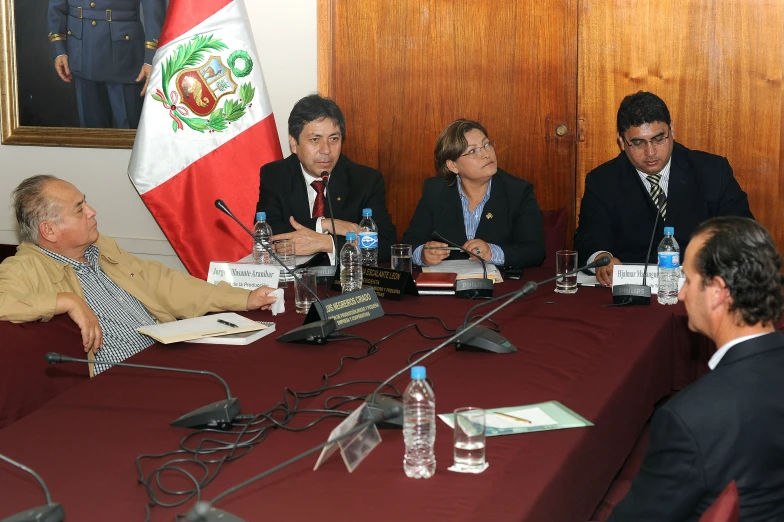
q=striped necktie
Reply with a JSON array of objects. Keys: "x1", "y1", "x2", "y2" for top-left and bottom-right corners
[
  {"x1": 647, "y1": 174, "x2": 667, "y2": 219},
  {"x1": 311, "y1": 180, "x2": 325, "y2": 218}
]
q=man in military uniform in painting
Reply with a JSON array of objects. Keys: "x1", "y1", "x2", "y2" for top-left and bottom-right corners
[{"x1": 47, "y1": 0, "x2": 167, "y2": 129}]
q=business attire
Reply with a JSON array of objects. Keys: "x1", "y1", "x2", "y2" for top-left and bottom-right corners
[
  {"x1": 47, "y1": 0, "x2": 166, "y2": 128},
  {"x1": 609, "y1": 331, "x2": 784, "y2": 522},
  {"x1": 256, "y1": 153, "x2": 397, "y2": 262},
  {"x1": 574, "y1": 142, "x2": 753, "y2": 265},
  {"x1": 401, "y1": 170, "x2": 545, "y2": 269}
]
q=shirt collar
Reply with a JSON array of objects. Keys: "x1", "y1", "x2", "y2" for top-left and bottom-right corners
[
  {"x1": 456, "y1": 176, "x2": 493, "y2": 206},
  {"x1": 300, "y1": 164, "x2": 324, "y2": 188},
  {"x1": 635, "y1": 156, "x2": 672, "y2": 182},
  {"x1": 38, "y1": 244, "x2": 100, "y2": 270},
  {"x1": 708, "y1": 332, "x2": 771, "y2": 370}
]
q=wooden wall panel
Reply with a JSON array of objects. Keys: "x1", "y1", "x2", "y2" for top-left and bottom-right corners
[
  {"x1": 319, "y1": 0, "x2": 578, "y2": 246},
  {"x1": 578, "y1": 1, "x2": 784, "y2": 251}
]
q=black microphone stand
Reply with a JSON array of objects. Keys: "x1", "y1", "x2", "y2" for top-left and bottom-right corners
[
  {"x1": 0, "y1": 453, "x2": 65, "y2": 522},
  {"x1": 432, "y1": 230, "x2": 494, "y2": 299}
]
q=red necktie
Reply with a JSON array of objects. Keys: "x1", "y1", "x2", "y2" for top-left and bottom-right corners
[{"x1": 311, "y1": 180, "x2": 325, "y2": 218}]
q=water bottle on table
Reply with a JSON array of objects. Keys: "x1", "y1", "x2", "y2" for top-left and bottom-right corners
[
  {"x1": 252, "y1": 212, "x2": 273, "y2": 264},
  {"x1": 403, "y1": 365, "x2": 436, "y2": 479},
  {"x1": 358, "y1": 208, "x2": 379, "y2": 267},
  {"x1": 657, "y1": 226, "x2": 680, "y2": 305},
  {"x1": 340, "y1": 232, "x2": 363, "y2": 294}
]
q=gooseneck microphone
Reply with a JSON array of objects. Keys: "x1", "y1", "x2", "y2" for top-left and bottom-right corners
[
  {"x1": 431, "y1": 230, "x2": 493, "y2": 298},
  {"x1": 320, "y1": 171, "x2": 339, "y2": 258},
  {"x1": 612, "y1": 193, "x2": 664, "y2": 306},
  {"x1": 366, "y1": 256, "x2": 611, "y2": 427},
  {"x1": 215, "y1": 199, "x2": 337, "y2": 344},
  {"x1": 45, "y1": 352, "x2": 240, "y2": 429},
  {"x1": 0, "y1": 453, "x2": 65, "y2": 522}
]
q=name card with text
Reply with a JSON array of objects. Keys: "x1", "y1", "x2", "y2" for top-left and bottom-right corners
[
  {"x1": 207, "y1": 262, "x2": 280, "y2": 290},
  {"x1": 612, "y1": 264, "x2": 684, "y2": 295}
]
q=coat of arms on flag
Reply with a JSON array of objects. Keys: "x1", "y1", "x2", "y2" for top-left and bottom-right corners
[{"x1": 151, "y1": 35, "x2": 255, "y2": 133}]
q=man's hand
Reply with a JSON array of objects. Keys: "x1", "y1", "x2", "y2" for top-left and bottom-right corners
[
  {"x1": 321, "y1": 218, "x2": 358, "y2": 237},
  {"x1": 136, "y1": 64, "x2": 152, "y2": 96},
  {"x1": 272, "y1": 217, "x2": 333, "y2": 256},
  {"x1": 595, "y1": 253, "x2": 621, "y2": 286},
  {"x1": 54, "y1": 55, "x2": 72, "y2": 83},
  {"x1": 422, "y1": 241, "x2": 450, "y2": 266},
  {"x1": 463, "y1": 239, "x2": 492, "y2": 262},
  {"x1": 247, "y1": 286, "x2": 277, "y2": 311},
  {"x1": 55, "y1": 292, "x2": 102, "y2": 353}
]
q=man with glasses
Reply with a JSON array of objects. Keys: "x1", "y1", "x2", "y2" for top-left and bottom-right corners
[{"x1": 575, "y1": 91, "x2": 753, "y2": 285}]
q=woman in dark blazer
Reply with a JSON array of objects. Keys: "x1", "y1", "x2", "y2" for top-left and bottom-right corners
[{"x1": 401, "y1": 119, "x2": 545, "y2": 269}]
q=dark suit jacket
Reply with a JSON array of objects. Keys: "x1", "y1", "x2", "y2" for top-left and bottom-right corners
[
  {"x1": 400, "y1": 170, "x2": 545, "y2": 269},
  {"x1": 574, "y1": 142, "x2": 753, "y2": 265},
  {"x1": 609, "y1": 331, "x2": 784, "y2": 522},
  {"x1": 256, "y1": 153, "x2": 396, "y2": 261}
]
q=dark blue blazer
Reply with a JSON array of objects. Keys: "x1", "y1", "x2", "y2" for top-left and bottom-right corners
[
  {"x1": 400, "y1": 169, "x2": 545, "y2": 269},
  {"x1": 48, "y1": 0, "x2": 166, "y2": 84},
  {"x1": 610, "y1": 331, "x2": 784, "y2": 522},
  {"x1": 575, "y1": 142, "x2": 753, "y2": 265}
]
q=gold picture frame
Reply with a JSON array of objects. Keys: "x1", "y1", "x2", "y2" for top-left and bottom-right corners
[{"x1": 0, "y1": 0, "x2": 134, "y2": 148}]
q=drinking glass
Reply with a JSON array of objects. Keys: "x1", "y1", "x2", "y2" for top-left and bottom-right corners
[
  {"x1": 453, "y1": 407, "x2": 486, "y2": 471},
  {"x1": 294, "y1": 268, "x2": 317, "y2": 314},
  {"x1": 274, "y1": 239, "x2": 296, "y2": 282},
  {"x1": 555, "y1": 249, "x2": 578, "y2": 294},
  {"x1": 391, "y1": 244, "x2": 413, "y2": 273}
]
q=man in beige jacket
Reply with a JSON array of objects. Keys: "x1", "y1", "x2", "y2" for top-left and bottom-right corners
[{"x1": 0, "y1": 175, "x2": 277, "y2": 374}]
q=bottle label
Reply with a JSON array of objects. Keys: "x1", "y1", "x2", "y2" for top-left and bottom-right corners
[
  {"x1": 658, "y1": 252, "x2": 680, "y2": 268},
  {"x1": 358, "y1": 232, "x2": 378, "y2": 249}
]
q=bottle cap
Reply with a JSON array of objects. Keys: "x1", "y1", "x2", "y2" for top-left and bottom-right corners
[
  {"x1": 664, "y1": 226, "x2": 674, "y2": 235},
  {"x1": 362, "y1": 208, "x2": 372, "y2": 217},
  {"x1": 256, "y1": 212, "x2": 266, "y2": 221},
  {"x1": 410, "y1": 366, "x2": 426, "y2": 380},
  {"x1": 346, "y1": 232, "x2": 357, "y2": 241}
]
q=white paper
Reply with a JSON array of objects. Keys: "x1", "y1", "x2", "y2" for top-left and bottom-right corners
[
  {"x1": 577, "y1": 271, "x2": 601, "y2": 286},
  {"x1": 422, "y1": 259, "x2": 503, "y2": 282},
  {"x1": 270, "y1": 288, "x2": 285, "y2": 316},
  {"x1": 486, "y1": 408, "x2": 558, "y2": 429}
]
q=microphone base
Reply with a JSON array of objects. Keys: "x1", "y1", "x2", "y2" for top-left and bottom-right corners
[
  {"x1": 364, "y1": 395, "x2": 403, "y2": 429},
  {"x1": 612, "y1": 284, "x2": 652, "y2": 306},
  {"x1": 3, "y1": 503, "x2": 65, "y2": 522},
  {"x1": 185, "y1": 502, "x2": 245, "y2": 522},
  {"x1": 276, "y1": 319, "x2": 337, "y2": 345},
  {"x1": 454, "y1": 326, "x2": 517, "y2": 354},
  {"x1": 455, "y1": 278, "x2": 494, "y2": 299},
  {"x1": 170, "y1": 398, "x2": 241, "y2": 429}
]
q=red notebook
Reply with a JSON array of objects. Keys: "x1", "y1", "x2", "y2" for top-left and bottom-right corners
[{"x1": 416, "y1": 272, "x2": 458, "y2": 295}]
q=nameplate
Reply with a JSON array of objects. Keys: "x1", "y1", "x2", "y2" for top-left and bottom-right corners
[
  {"x1": 612, "y1": 263, "x2": 684, "y2": 295},
  {"x1": 359, "y1": 267, "x2": 418, "y2": 300},
  {"x1": 305, "y1": 288, "x2": 384, "y2": 329},
  {"x1": 207, "y1": 262, "x2": 280, "y2": 290}
]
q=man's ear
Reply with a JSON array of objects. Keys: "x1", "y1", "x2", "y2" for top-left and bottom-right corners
[
  {"x1": 38, "y1": 220, "x2": 57, "y2": 243},
  {"x1": 288, "y1": 135, "x2": 298, "y2": 155},
  {"x1": 710, "y1": 275, "x2": 730, "y2": 310},
  {"x1": 669, "y1": 121, "x2": 675, "y2": 141},
  {"x1": 617, "y1": 133, "x2": 626, "y2": 152}
]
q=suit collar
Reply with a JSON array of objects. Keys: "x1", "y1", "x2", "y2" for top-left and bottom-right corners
[{"x1": 714, "y1": 330, "x2": 784, "y2": 369}]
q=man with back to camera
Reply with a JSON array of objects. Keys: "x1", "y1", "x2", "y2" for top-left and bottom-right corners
[
  {"x1": 0, "y1": 175, "x2": 277, "y2": 375},
  {"x1": 574, "y1": 91, "x2": 753, "y2": 285},
  {"x1": 256, "y1": 94, "x2": 396, "y2": 263},
  {"x1": 609, "y1": 216, "x2": 784, "y2": 521}
]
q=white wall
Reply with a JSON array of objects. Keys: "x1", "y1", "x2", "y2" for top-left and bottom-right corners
[{"x1": 0, "y1": 1, "x2": 317, "y2": 272}]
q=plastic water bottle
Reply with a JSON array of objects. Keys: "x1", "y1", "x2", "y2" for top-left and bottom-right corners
[
  {"x1": 358, "y1": 208, "x2": 379, "y2": 267},
  {"x1": 657, "y1": 226, "x2": 680, "y2": 305},
  {"x1": 403, "y1": 366, "x2": 436, "y2": 479},
  {"x1": 340, "y1": 232, "x2": 363, "y2": 294},
  {"x1": 252, "y1": 212, "x2": 273, "y2": 264}
]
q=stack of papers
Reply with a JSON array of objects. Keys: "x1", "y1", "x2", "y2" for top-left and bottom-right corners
[
  {"x1": 422, "y1": 260, "x2": 503, "y2": 283},
  {"x1": 137, "y1": 313, "x2": 267, "y2": 344},
  {"x1": 438, "y1": 401, "x2": 593, "y2": 436}
]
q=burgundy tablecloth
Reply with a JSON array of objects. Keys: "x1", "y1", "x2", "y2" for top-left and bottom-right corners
[{"x1": 0, "y1": 268, "x2": 707, "y2": 521}]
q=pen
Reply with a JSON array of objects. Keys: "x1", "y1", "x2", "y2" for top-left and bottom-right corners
[
  {"x1": 217, "y1": 319, "x2": 239, "y2": 328},
  {"x1": 423, "y1": 246, "x2": 462, "y2": 251},
  {"x1": 495, "y1": 411, "x2": 531, "y2": 424}
]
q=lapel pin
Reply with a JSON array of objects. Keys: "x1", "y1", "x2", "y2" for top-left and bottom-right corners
[
  {"x1": 337, "y1": 197, "x2": 341, "y2": 201},
  {"x1": 486, "y1": 212, "x2": 493, "y2": 220}
]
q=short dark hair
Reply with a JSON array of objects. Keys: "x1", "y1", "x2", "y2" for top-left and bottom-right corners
[
  {"x1": 288, "y1": 94, "x2": 346, "y2": 142},
  {"x1": 434, "y1": 119, "x2": 489, "y2": 185},
  {"x1": 616, "y1": 91, "x2": 671, "y2": 136},
  {"x1": 693, "y1": 217, "x2": 784, "y2": 326}
]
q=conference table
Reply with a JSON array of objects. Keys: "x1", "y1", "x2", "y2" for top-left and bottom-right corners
[{"x1": 0, "y1": 265, "x2": 711, "y2": 521}]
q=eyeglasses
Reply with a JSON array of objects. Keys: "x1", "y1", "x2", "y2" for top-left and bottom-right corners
[
  {"x1": 623, "y1": 132, "x2": 670, "y2": 151},
  {"x1": 460, "y1": 141, "x2": 496, "y2": 158}
]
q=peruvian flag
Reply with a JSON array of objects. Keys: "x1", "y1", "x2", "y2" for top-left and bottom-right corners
[{"x1": 128, "y1": 0, "x2": 282, "y2": 278}]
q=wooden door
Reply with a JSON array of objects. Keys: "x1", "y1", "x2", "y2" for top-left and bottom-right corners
[
  {"x1": 578, "y1": 0, "x2": 784, "y2": 251},
  {"x1": 318, "y1": 0, "x2": 579, "y2": 246}
]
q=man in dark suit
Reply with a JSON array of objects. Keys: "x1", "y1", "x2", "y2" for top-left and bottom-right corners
[
  {"x1": 48, "y1": 0, "x2": 166, "y2": 128},
  {"x1": 574, "y1": 92, "x2": 753, "y2": 285},
  {"x1": 609, "y1": 217, "x2": 784, "y2": 522},
  {"x1": 256, "y1": 94, "x2": 396, "y2": 263}
]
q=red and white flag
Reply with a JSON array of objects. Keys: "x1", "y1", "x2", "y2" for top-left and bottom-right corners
[{"x1": 129, "y1": 0, "x2": 282, "y2": 278}]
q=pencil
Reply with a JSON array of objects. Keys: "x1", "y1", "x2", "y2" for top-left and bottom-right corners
[
  {"x1": 495, "y1": 411, "x2": 531, "y2": 424},
  {"x1": 423, "y1": 246, "x2": 462, "y2": 251}
]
